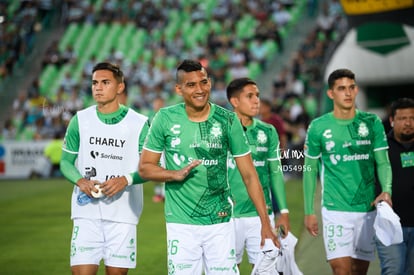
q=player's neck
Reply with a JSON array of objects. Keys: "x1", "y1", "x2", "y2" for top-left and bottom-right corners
[
  {"x1": 333, "y1": 107, "x2": 356, "y2": 120},
  {"x1": 97, "y1": 101, "x2": 120, "y2": 114},
  {"x1": 186, "y1": 103, "x2": 211, "y2": 122},
  {"x1": 238, "y1": 114, "x2": 253, "y2": 127}
]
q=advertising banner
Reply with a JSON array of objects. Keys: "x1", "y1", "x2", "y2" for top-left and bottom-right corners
[{"x1": 0, "y1": 141, "x2": 50, "y2": 179}]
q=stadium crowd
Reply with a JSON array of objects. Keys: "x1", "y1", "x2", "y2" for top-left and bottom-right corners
[
  {"x1": 0, "y1": 0, "x2": 54, "y2": 79},
  {"x1": 1, "y1": 0, "x2": 348, "y2": 165}
]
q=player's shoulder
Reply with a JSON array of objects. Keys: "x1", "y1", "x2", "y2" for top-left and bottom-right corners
[
  {"x1": 308, "y1": 112, "x2": 332, "y2": 128},
  {"x1": 157, "y1": 102, "x2": 184, "y2": 116},
  {"x1": 211, "y1": 102, "x2": 237, "y2": 118},
  {"x1": 255, "y1": 119, "x2": 276, "y2": 132},
  {"x1": 77, "y1": 105, "x2": 95, "y2": 115},
  {"x1": 356, "y1": 109, "x2": 381, "y2": 121},
  {"x1": 126, "y1": 107, "x2": 148, "y2": 121}
]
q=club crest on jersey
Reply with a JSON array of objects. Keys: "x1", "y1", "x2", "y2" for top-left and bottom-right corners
[
  {"x1": 257, "y1": 130, "x2": 267, "y2": 144},
  {"x1": 210, "y1": 122, "x2": 222, "y2": 138},
  {"x1": 358, "y1": 122, "x2": 369, "y2": 137}
]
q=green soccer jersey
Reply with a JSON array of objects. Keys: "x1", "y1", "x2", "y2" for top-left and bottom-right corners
[
  {"x1": 229, "y1": 119, "x2": 285, "y2": 217},
  {"x1": 143, "y1": 103, "x2": 250, "y2": 225},
  {"x1": 304, "y1": 110, "x2": 388, "y2": 212}
]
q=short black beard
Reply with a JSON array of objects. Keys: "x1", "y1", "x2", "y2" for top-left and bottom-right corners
[{"x1": 399, "y1": 132, "x2": 414, "y2": 142}]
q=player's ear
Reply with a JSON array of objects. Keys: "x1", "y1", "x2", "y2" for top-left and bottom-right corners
[
  {"x1": 229, "y1": 97, "x2": 238, "y2": 108},
  {"x1": 117, "y1": 82, "x2": 125, "y2": 94},
  {"x1": 175, "y1": 83, "x2": 183, "y2": 96},
  {"x1": 327, "y1": 89, "x2": 334, "y2": 100}
]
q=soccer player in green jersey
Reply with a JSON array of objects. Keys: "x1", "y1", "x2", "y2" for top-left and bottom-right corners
[
  {"x1": 60, "y1": 62, "x2": 149, "y2": 275},
  {"x1": 226, "y1": 77, "x2": 290, "y2": 268},
  {"x1": 303, "y1": 68, "x2": 392, "y2": 274},
  {"x1": 138, "y1": 60, "x2": 277, "y2": 275}
]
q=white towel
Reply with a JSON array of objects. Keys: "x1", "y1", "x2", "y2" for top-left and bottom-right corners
[
  {"x1": 251, "y1": 239, "x2": 280, "y2": 275},
  {"x1": 251, "y1": 233, "x2": 303, "y2": 275},
  {"x1": 278, "y1": 232, "x2": 303, "y2": 275},
  {"x1": 374, "y1": 201, "x2": 403, "y2": 246}
]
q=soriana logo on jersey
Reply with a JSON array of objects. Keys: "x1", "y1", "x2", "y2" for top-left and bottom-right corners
[{"x1": 329, "y1": 153, "x2": 370, "y2": 165}]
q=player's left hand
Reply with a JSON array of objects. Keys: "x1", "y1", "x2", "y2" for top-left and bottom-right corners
[
  {"x1": 275, "y1": 213, "x2": 290, "y2": 238},
  {"x1": 101, "y1": 176, "x2": 128, "y2": 197},
  {"x1": 372, "y1": 192, "x2": 392, "y2": 207}
]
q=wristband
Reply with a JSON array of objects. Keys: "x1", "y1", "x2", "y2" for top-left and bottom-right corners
[
  {"x1": 125, "y1": 174, "x2": 133, "y2": 186},
  {"x1": 280, "y1": 209, "x2": 289, "y2": 214}
]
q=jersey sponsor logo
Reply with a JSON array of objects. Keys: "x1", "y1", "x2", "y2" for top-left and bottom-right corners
[
  {"x1": 84, "y1": 166, "x2": 96, "y2": 179},
  {"x1": 343, "y1": 153, "x2": 369, "y2": 161},
  {"x1": 329, "y1": 153, "x2": 370, "y2": 165},
  {"x1": 323, "y1": 129, "x2": 332, "y2": 138},
  {"x1": 171, "y1": 137, "x2": 181, "y2": 148},
  {"x1": 356, "y1": 140, "x2": 371, "y2": 145},
  {"x1": 90, "y1": 150, "x2": 123, "y2": 160},
  {"x1": 358, "y1": 122, "x2": 369, "y2": 137},
  {"x1": 170, "y1": 124, "x2": 181, "y2": 134},
  {"x1": 325, "y1": 141, "x2": 335, "y2": 152},
  {"x1": 90, "y1": 151, "x2": 99, "y2": 159},
  {"x1": 256, "y1": 147, "x2": 268, "y2": 152},
  {"x1": 100, "y1": 153, "x2": 123, "y2": 160},
  {"x1": 197, "y1": 157, "x2": 218, "y2": 166},
  {"x1": 253, "y1": 160, "x2": 265, "y2": 167},
  {"x1": 173, "y1": 154, "x2": 218, "y2": 166},
  {"x1": 330, "y1": 154, "x2": 341, "y2": 165},
  {"x1": 190, "y1": 141, "x2": 222, "y2": 148},
  {"x1": 206, "y1": 142, "x2": 222, "y2": 148},
  {"x1": 89, "y1": 137, "x2": 126, "y2": 148},
  {"x1": 173, "y1": 153, "x2": 186, "y2": 165}
]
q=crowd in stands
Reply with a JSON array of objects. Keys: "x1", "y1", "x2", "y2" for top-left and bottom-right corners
[
  {"x1": 0, "y1": 0, "x2": 53, "y2": 79},
  {"x1": 1, "y1": 0, "x2": 348, "y2": 161}
]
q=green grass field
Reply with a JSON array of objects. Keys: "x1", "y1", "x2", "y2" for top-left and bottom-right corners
[{"x1": 0, "y1": 178, "x2": 304, "y2": 275}]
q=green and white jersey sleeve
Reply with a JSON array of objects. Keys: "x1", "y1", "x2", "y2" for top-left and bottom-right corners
[
  {"x1": 144, "y1": 103, "x2": 250, "y2": 225},
  {"x1": 304, "y1": 110, "x2": 388, "y2": 212},
  {"x1": 229, "y1": 119, "x2": 282, "y2": 217}
]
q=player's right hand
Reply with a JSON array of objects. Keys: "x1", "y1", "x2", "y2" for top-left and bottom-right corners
[
  {"x1": 76, "y1": 178, "x2": 101, "y2": 197},
  {"x1": 173, "y1": 160, "x2": 202, "y2": 181},
  {"x1": 305, "y1": 214, "x2": 319, "y2": 237}
]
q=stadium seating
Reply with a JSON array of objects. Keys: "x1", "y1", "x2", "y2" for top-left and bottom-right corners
[{"x1": 3, "y1": 0, "x2": 313, "y2": 140}]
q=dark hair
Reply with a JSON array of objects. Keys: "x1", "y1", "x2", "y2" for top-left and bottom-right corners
[
  {"x1": 327, "y1": 68, "x2": 355, "y2": 89},
  {"x1": 226, "y1": 77, "x2": 257, "y2": 101},
  {"x1": 92, "y1": 62, "x2": 124, "y2": 83},
  {"x1": 176, "y1": 59, "x2": 205, "y2": 83},
  {"x1": 390, "y1": 97, "x2": 414, "y2": 118}
]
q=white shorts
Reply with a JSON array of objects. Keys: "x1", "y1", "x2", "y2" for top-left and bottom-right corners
[
  {"x1": 234, "y1": 214, "x2": 275, "y2": 264},
  {"x1": 166, "y1": 221, "x2": 239, "y2": 275},
  {"x1": 321, "y1": 207, "x2": 376, "y2": 261},
  {"x1": 70, "y1": 218, "x2": 137, "y2": 268}
]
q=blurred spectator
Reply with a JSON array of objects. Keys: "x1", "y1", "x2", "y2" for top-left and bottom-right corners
[
  {"x1": 259, "y1": 98, "x2": 287, "y2": 151},
  {"x1": 1, "y1": 119, "x2": 17, "y2": 141},
  {"x1": 271, "y1": 4, "x2": 291, "y2": 27},
  {"x1": 43, "y1": 131, "x2": 64, "y2": 178}
]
